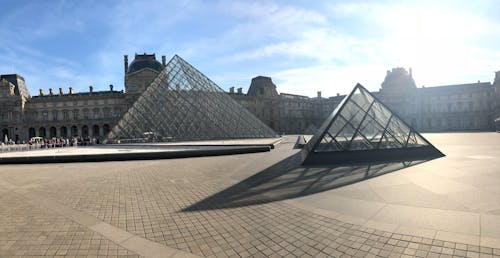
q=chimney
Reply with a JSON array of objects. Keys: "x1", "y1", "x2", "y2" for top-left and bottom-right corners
[
  {"x1": 124, "y1": 55, "x2": 128, "y2": 74},
  {"x1": 336, "y1": 93, "x2": 340, "y2": 97},
  {"x1": 162, "y1": 55, "x2": 166, "y2": 66},
  {"x1": 229, "y1": 87, "x2": 234, "y2": 93},
  {"x1": 49, "y1": 88, "x2": 54, "y2": 96},
  {"x1": 89, "y1": 85, "x2": 93, "y2": 93},
  {"x1": 59, "y1": 87, "x2": 64, "y2": 95},
  {"x1": 409, "y1": 67, "x2": 413, "y2": 78},
  {"x1": 109, "y1": 84, "x2": 114, "y2": 91},
  {"x1": 39, "y1": 89, "x2": 45, "y2": 96},
  {"x1": 317, "y1": 91, "x2": 322, "y2": 98},
  {"x1": 237, "y1": 87, "x2": 243, "y2": 94},
  {"x1": 69, "y1": 87, "x2": 74, "y2": 94}
]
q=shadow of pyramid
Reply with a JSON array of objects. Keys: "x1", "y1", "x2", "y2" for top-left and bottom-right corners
[{"x1": 182, "y1": 152, "x2": 436, "y2": 212}]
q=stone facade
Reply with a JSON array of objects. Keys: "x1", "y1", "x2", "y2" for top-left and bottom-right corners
[
  {"x1": 0, "y1": 76, "x2": 126, "y2": 142},
  {"x1": 25, "y1": 87, "x2": 126, "y2": 140},
  {"x1": 1, "y1": 53, "x2": 499, "y2": 142},
  {"x1": 229, "y1": 76, "x2": 341, "y2": 134},
  {"x1": 378, "y1": 68, "x2": 498, "y2": 132},
  {"x1": 232, "y1": 68, "x2": 500, "y2": 134}
]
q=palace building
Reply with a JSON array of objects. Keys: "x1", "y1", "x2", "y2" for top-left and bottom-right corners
[
  {"x1": 231, "y1": 68, "x2": 500, "y2": 134},
  {"x1": 1, "y1": 53, "x2": 499, "y2": 142}
]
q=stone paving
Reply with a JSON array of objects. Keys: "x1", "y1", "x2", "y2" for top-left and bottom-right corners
[
  {"x1": 0, "y1": 192, "x2": 139, "y2": 257},
  {"x1": 0, "y1": 133, "x2": 499, "y2": 257}
]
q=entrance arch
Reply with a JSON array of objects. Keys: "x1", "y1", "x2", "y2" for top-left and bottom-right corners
[
  {"x1": 39, "y1": 127, "x2": 46, "y2": 138},
  {"x1": 29, "y1": 127, "x2": 36, "y2": 138},
  {"x1": 1, "y1": 128, "x2": 8, "y2": 142},
  {"x1": 92, "y1": 125, "x2": 100, "y2": 137},
  {"x1": 103, "y1": 124, "x2": 110, "y2": 136},
  {"x1": 82, "y1": 125, "x2": 89, "y2": 137},
  {"x1": 71, "y1": 126, "x2": 78, "y2": 137},
  {"x1": 50, "y1": 127, "x2": 57, "y2": 138},
  {"x1": 60, "y1": 126, "x2": 68, "y2": 138}
]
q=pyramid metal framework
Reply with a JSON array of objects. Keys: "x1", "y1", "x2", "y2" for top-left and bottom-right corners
[
  {"x1": 302, "y1": 83, "x2": 444, "y2": 165},
  {"x1": 106, "y1": 55, "x2": 277, "y2": 142}
]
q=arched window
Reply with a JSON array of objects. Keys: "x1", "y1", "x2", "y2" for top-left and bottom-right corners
[
  {"x1": 71, "y1": 126, "x2": 78, "y2": 137},
  {"x1": 103, "y1": 124, "x2": 110, "y2": 136},
  {"x1": 1, "y1": 128, "x2": 9, "y2": 141},
  {"x1": 39, "y1": 127, "x2": 46, "y2": 138},
  {"x1": 29, "y1": 128, "x2": 36, "y2": 138},
  {"x1": 60, "y1": 126, "x2": 68, "y2": 138},
  {"x1": 92, "y1": 125, "x2": 100, "y2": 137},
  {"x1": 82, "y1": 125, "x2": 89, "y2": 137},
  {"x1": 50, "y1": 127, "x2": 57, "y2": 138}
]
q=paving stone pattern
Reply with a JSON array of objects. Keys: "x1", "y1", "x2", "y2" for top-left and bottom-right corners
[
  {"x1": 32, "y1": 157, "x2": 500, "y2": 258},
  {"x1": 1, "y1": 134, "x2": 500, "y2": 257},
  {"x1": 0, "y1": 192, "x2": 139, "y2": 257}
]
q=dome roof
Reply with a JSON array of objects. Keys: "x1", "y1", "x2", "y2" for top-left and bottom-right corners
[{"x1": 127, "y1": 53, "x2": 164, "y2": 74}]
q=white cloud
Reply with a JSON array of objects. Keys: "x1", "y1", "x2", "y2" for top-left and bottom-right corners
[
  {"x1": 274, "y1": 64, "x2": 385, "y2": 98},
  {"x1": 2, "y1": 1, "x2": 499, "y2": 98},
  {"x1": 222, "y1": 1, "x2": 327, "y2": 40},
  {"x1": 219, "y1": 1, "x2": 500, "y2": 97}
]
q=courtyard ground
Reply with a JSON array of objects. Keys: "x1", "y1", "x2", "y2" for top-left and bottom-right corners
[{"x1": 0, "y1": 133, "x2": 499, "y2": 257}]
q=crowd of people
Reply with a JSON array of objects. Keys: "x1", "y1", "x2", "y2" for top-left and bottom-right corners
[{"x1": 0, "y1": 136, "x2": 102, "y2": 152}]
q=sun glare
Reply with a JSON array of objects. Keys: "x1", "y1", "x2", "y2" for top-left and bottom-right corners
[{"x1": 380, "y1": 5, "x2": 486, "y2": 86}]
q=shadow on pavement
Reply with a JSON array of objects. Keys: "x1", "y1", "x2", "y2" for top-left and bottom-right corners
[{"x1": 182, "y1": 152, "x2": 434, "y2": 212}]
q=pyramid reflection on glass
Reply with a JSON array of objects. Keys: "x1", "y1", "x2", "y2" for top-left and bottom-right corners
[
  {"x1": 302, "y1": 83, "x2": 444, "y2": 165},
  {"x1": 106, "y1": 55, "x2": 277, "y2": 143}
]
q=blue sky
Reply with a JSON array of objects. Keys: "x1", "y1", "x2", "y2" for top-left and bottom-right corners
[{"x1": 1, "y1": 0, "x2": 499, "y2": 97}]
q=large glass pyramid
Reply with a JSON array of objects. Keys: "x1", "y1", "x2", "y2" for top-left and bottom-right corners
[
  {"x1": 302, "y1": 83, "x2": 444, "y2": 165},
  {"x1": 106, "y1": 55, "x2": 277, "y2": 143}
]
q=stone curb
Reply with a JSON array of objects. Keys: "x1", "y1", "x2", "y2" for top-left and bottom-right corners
[{"x1": 0, "y1": 145, "x2": 270, "y2": 164}]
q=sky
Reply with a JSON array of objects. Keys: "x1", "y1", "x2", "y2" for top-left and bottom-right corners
[{"x1": 1, "y1": 0, "x2": 499, "y2": 97}]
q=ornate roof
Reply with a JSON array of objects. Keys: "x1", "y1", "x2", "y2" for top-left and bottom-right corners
[
  {"x1": 247, "y1": 76, "x2": 278, "y2": 97},
  {"x1": 127, "y1": 53, "x2": 164, "y2": 74}
]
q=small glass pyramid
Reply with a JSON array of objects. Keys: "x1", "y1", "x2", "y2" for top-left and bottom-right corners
[
  {"x1": 106, "y1": 55, "x2": 277, "y2": 142},
  {"x1": 303, "y1": 84, "x2": 443, "y2": 165}
]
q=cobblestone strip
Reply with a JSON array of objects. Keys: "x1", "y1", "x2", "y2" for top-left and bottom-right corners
[{"x1": 0, "y1": 179, "x2": 200, "y2": 258}]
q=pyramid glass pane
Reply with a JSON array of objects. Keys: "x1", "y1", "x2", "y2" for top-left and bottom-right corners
[
  {"x1": 350, "y1": 88, "x2": 374, "y2": 112},
  {"x1": 368, "y1": 101, "x2": 392, "y2": 128},
  {"x1": 307, "y1": 83, "x2": 438, "y2": 153},
  {"x1": 360, "y1": 116, "x2": 383, "y2": 141},
  {"x1": 106, "y1": 55, "x2": 276, "y2": 142},
  {"x1": 315, "y1": 116, "x2": 347, "y2": 151}
]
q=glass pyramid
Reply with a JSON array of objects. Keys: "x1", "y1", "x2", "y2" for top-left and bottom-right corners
[
  {"x1": 106, "y1": 55, "x2": 277, "y2": 143},
  {"x1": 302, "y1": 84, "x2": 443, "y2": 165}
]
